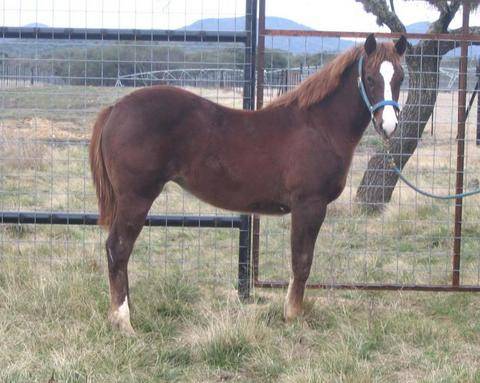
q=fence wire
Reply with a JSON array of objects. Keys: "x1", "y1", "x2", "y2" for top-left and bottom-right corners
[
  {"x1": 0, "y1": 0, "x2": 250, "y2": 291},
  {"x1": 257, "y1": 32, "x2": 480, "y2": 288},
  {"x1": 1, "y1": 0, "x2": 480, "y2": 292}
]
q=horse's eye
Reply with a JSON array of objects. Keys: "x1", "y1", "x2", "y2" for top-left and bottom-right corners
[{"x1": 366, "y1": 76, "x2": 374, "y2": 86}]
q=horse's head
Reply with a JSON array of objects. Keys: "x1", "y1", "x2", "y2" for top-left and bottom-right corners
[{"x1": 359, "y1": 34, "x2": 407, "y2": 138}]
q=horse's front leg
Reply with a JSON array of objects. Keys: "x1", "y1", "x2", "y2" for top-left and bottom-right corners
[{"x1": 284, "y1": 199, "x2": 327, "y2": 322}]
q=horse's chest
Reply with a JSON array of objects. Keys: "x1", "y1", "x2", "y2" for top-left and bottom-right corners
[
  {"x1": 324, "y1": 176, "x2": 348, "y2": 202},
  {"x1": 305, "y1": 153, "x2": 350, "y2": 202},
  {"x1": 322, "y1": 159, "x2": 350, "y2": 202}
]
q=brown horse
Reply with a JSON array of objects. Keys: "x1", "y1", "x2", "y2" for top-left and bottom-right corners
[{"x1": 90, "y1": 34, "x2": 406, "y2": 334}]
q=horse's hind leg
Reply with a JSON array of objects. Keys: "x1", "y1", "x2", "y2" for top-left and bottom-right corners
[
  {"x1": 285, "y1": 199, "x2": 327, "y2": 321},
  {"x1": 106, "y1": 194, "x2": 155, "y2": 335}
]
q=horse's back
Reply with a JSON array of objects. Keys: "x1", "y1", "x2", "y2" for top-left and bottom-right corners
[{"x1": 112, "y1": 86, "x2": 215, "y2": 128}]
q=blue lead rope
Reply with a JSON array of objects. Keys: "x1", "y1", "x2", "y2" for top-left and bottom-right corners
[
  {"x1": 384, "y1": 145, "x2": 480, "y2": 200},
  {"x1": 357, "y1": 54, "x2": 480, "y2": 200}
]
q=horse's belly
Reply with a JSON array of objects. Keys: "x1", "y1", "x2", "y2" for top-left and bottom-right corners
[
  {"x1": 173, "y1": 175, "x2": 289, "y2": 215},
  {"x1": 246, "y1": 201, "x2": 291, "y2": 215},
  {"x1": 171, "y1": 149, "x2": 290, "y2": 214}
]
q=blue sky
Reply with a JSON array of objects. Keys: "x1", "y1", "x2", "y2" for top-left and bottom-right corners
[{"x1": 2, "y1": 0, "x2": 479, "y2": 30}]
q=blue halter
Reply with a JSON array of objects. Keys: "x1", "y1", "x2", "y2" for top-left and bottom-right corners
[{"x1": 357, "y1": 55, "x2": 401, "y2": 134}]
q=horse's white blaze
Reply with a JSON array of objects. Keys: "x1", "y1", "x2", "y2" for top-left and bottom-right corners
[{"x1": 379, "y1": 61, "x2": 397, "y2": 136}]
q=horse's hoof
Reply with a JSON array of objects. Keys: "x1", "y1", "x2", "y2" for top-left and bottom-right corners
[
  {"x1": 284, "y1": 302, "x2": 303, "y2": 323},
  {"x1": 110, "y1": 318, "x2": 136, "y2": 336},
  {"x1": 108, "y1": 311, "x2": 136, "y2": 336},
  {"x1": 116, "y1": 320, "x2": 136, "y2": 336}
]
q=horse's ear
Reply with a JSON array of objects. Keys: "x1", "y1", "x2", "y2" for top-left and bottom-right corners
[
  {"x1": 395, "y1": 35, "x2": 407, "y2": 56},
  {"x1": 364, "y1": 33, "x2": 377, "y2": 55}
]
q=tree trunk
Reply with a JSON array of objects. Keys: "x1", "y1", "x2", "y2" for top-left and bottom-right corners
[{"x1": 356, "y1": 40, "x2": 444, "y2": 212}]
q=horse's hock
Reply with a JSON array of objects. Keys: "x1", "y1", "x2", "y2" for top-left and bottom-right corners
[{"x1": 1, "y1": 0, "x2": 480, "y2": 298}]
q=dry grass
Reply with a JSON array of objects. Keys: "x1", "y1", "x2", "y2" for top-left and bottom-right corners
[
  {"x1": 2, "y1": 257, "x2": 480, "y2": 382},
  {"x1": 1, "y1": 85, "x2": 480, "y2": 381},
  {"x1": 0, "y1": 123, "x2": 47, "y2": 171}
]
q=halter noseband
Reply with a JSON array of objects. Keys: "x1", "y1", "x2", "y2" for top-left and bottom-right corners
[{"x1": 357, "y1": 55, "x2": 401, "y2": 137}]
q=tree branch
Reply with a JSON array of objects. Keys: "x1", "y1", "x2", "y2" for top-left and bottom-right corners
[
  {"x1": 355, "y1": 0, "x2": 406, "y2": 32},
  {"x1": 389, "y1": 0, "x2": 395, "y2": 14},
  {"x1": 425, "y1": 0, "x2": 450, "y2": 14},
  {"x1": 427, "y1": 0, "x2": 461, "y2": 33}
]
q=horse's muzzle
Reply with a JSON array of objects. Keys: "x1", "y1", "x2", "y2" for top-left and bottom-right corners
[{"x1": 372, "y1": 107, "x2": 399, "y2": 139}]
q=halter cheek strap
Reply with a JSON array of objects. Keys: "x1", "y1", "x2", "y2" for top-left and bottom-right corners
[{"x1": 357, "y1": 55, "x2": 401, "y2": 126}]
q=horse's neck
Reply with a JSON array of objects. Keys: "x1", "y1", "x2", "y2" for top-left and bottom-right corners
[{"x1": 309, "y1": 64, "x2": 371, "y2": 144}]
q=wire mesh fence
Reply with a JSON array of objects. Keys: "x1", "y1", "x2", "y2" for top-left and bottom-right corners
[
  {"x1": 0, "y1": 0, "x2": 255, "y2": 294},
  {"x1": 1, "y1": 0, "x2": 480, "y2": 295}
]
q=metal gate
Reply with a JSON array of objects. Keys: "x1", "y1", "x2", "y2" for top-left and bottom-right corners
[
  {"x1": 0, "y1": 0, "x2": 257, "y2": 298},
  {"x1": 252, "y1": 0, "x2": 480, "y2": 292}
]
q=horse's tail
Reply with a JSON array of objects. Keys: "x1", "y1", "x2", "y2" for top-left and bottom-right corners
[{"x1": 89, "y1": 105, "x2": 115, "y2": 229}]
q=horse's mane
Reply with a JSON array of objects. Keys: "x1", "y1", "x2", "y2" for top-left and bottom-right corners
[{"x1": 265, "y1": 43, "x2": 398, "y2": 110}]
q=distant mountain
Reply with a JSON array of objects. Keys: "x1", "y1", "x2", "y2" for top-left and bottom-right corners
[
  {"x1": 182, "y1": 16, "x2": 354, "y2": 53},
  {"x1": 182, "y1": 17, "x2": 440, "y2": 54},
  {"x1": 184, "y1": 16, "x2": 313, "y2": 33},
  {"x1": 182, "y1": 17, "x2": 480, "y2": 57},
  {"x1": 24, "y1": 22, "x2": 49, "y2": 28},
  {"x1": 406, "y1": 21, "x2": 430, "y2": 33},
  {"x1": 405, "y1": 21, "x2": 480, "y2": 56}
]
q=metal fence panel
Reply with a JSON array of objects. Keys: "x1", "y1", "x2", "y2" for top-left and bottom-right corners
[
  {"x1": 254, "y1": 1, "x2": 480, "y2": 291},
  {"x1": 0, "y1": 0, "x2": 256, "y2": 296}
]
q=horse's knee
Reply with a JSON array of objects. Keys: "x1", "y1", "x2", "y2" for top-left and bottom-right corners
[
  {"x1": 105, "y1": 233, "x2": 132, "y2": 271},
  {"x1": 105, "y1": 205, "x2": 148, "y2": 268}
]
